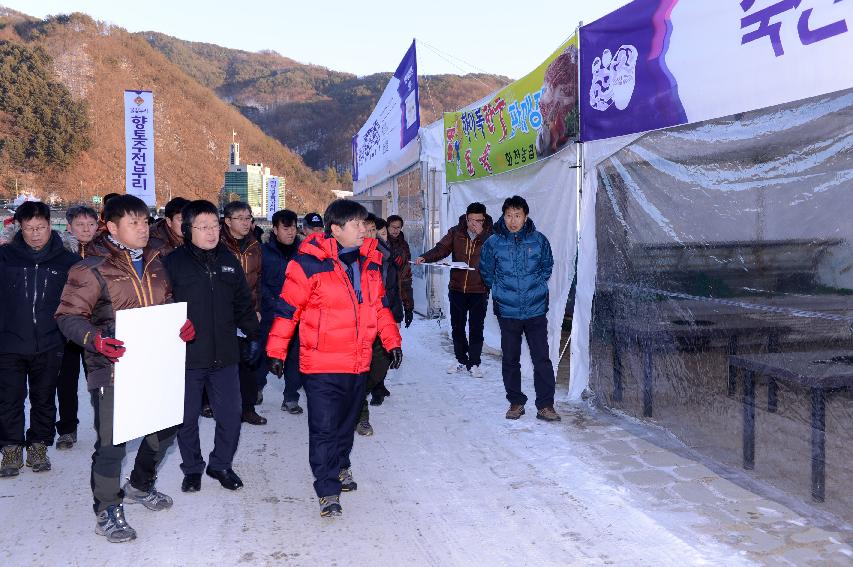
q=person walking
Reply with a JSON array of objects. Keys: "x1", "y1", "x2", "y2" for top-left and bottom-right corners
[
  {"x1": 0, "y1": 202, "x2": 80, "y2": 476},
  {"x1": 56, "y1": 194, "x2": 194, "y2": 543},
  {"x1": 164, "y1": 200, "x2": 258, "y2": 493},
  {"x1": 479, "y1": 195, "x2": 560, "y2": 422},
  {"x1": 266, "y1": 200, "x2": 402, "y2": 517},
  {"x1": 415, "y1": 202, "x2": 493, "y2": 377},
  {"x1": 385, "y1": 215, "x2": 414, "y2": 328}
]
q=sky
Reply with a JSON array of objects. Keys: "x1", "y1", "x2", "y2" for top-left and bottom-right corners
[{"x1": 0, "y1": 0, "x2": 631, "y2": 79}]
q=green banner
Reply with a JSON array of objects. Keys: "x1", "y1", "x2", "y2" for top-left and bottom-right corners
[{"x1": 444, "y1": 35, "x2": 578, "y2": 183}]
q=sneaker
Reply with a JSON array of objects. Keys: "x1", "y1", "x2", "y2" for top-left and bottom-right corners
[
  {"x1": 200, "y1": 405, "x2": 214, "y2": 419},
  {"x1": 122, "y1": 479, "x2": 173, "y2": 511},
  {"x1": 25, "y1": 442, "x2": 51, "y2": 472},
  {"x1": 281, "y1": 400, "x2": 304, "y2": 415},
  {"x1": 355, "y1": 419, "x2": 373, "y2": 436},
  {"x1": 505, "y1": 404, "x2": 525, "y2": 420},
  {"x1": 56, "y1": 432, "x2": 77, "y2": 450},
  {"x1": 95, "y1": 504, "x2": 137, "y2": 543},
  {"x1": 469, "y1": 365, "x2": 484, "y2": 378},
  {"x1": 447, "y1": 363, "x2": 466, "y2": 374},
  {"x1": 536, "y1": 406, "x2": 562, "y2": 422},
  {"x1": 1, "y1": 445, "x2": 23, "y2": 477},
  {"x1": 338, "y1": 468, "x2": 358, "y2": 492},
  {"x1": 319, "y1": 495, "x2": 342, "y2": 517}
]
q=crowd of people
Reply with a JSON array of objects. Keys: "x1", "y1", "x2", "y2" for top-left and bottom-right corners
[{"x1": 0, "y1": 191, "x2": 559, "y2": 543}]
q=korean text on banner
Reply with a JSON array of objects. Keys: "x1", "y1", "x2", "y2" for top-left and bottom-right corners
[
  {"x1": 444, "y1": 35, "x2": 578, "y2": 183},
  {"x1": 267, "y1": 177, "x2": 279, "y2": 221},
  {"x1": 124, "y1": 90, "x2": 155, "y2": 206},
  {"x1": 113, "y1": 302, "x2": 186, "y2": 445},
  {"x1": 580, "y1": 0, "x2": 853, "y2": 142},
  {"x1": 351, "y1": 40, "x2": 419, "y2": 192}
]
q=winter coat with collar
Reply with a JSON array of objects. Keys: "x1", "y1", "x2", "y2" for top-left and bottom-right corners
[
  {"x1": 0, "y1": 231, "x2": 81, "y2": 355},
  {"x1": 265, "y1": 233, "x2": 402, "y2": 375},
  {"x1": 479, "y1": 217, "x2": 553, "y2": 320},
  {"x1": 55, "y1": 234, "x2": 172, "y2": 390},
  {"x1": 220, "y1": 228, "x2": 261, "y2": 312},
  {"x1": 421, "y1": 213, "x2": 494, "y2": 294},
  {"x1": 60, "y1": 231, "x2": 93, "y2": 258},
  {"x1": 149, "y1": 218, "x2": 183, "y2": 258},
  {"x1": 377, "y1": 238, "x2": 403, "y2": 323},
  {"x1": 259, "y1": 236, "x2": 302, "y2": 331},
  {"x1": 164, "y1": 243, "x2": 258, "y2": 369},
  {"x1": 386, "y1": 231, "x2": 414, "y2": 310}
]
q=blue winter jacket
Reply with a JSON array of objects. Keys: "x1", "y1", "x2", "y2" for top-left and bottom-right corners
[
  {"x1": 260, "y1": 236, "x2": 301, "y2": 334},
  {"x1": 479, "y1": 217, "x2": 553, "y2": 320}
]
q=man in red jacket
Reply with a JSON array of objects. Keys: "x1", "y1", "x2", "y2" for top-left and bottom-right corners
[{"x1": 266, "y1": 200, "x2": 402, "y2": 518}]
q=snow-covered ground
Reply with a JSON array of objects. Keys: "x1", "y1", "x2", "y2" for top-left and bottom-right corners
[{"x1": 1, "y1": 319, "x2": 851, "y2": 566}]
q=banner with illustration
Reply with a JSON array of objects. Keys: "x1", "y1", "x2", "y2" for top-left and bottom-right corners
[
  {"x1": 351, "y1": 41, "x2": 420, "y2": 191},
  {"x1": 443, "y1": 35, "x2": 578, "y2": 183},
  {"x1": 580, "y1": 0, "x2": 853, "y2": 141},
  {"x1": 124, "y1": 90, "x2": 155, "y2": 206}
]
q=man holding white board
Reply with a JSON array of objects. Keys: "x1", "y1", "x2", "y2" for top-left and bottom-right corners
[{"x1": 56, "y1": 195, "x2": 195, "y2": 544}]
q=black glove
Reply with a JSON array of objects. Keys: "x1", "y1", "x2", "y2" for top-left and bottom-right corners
[
  {"x1": 388, "y1": 347, "x2": 403, "y2": 370},
  {"x1": 404, "y1": 309, "x2": 413, "y2": 328},
  {"x1": 268, "y1": 357, "x2": 284, "y2": 378}
]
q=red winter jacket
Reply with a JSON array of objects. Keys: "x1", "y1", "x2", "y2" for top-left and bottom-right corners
[{"x1": 265, "y1": 233, "x2": 402, "y2": 374}]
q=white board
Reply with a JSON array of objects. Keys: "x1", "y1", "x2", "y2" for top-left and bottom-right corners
[{"x1": 113, "y1": 302, "x2": 186, "y2": 445}]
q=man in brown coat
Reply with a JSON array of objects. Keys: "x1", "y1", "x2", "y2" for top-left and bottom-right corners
[
  {"x1": 148, "y1": 196, "x2": 189, "y2": 257},
  {"x1": 415, "y1": 202, "x2": 493, "y2": 377},
  {"x1": 56, "y1": 194, "x2": 194, "y2": 543}
]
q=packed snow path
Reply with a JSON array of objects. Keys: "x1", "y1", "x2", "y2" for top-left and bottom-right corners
[{"x1": 1, "y1": 319, "x2": 851, "y2": 566}]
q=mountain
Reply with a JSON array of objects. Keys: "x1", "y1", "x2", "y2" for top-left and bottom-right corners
[
  {"x1": 141, "y1": 32, "x2": 510, "y2": 171},
  {"x1": 0, "y1": 8, "x2": 337, "y2": 212}
]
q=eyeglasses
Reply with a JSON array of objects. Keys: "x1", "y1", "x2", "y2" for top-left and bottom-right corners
[
  {"x1": 21, "y1": 225, "x2": 50, "y2": 234},
  {"x1": 192, "y1": 225, "x2": 221, "y2": 233},
  {"x1": 227, "y1": 216, "x2": 253, "y2": 222}
]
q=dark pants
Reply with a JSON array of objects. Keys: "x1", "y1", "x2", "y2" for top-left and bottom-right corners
[
  {"x1": 178, "y1": 365, "x2": 241, "y2": 475},
  {"x1": 56, "y1": 341, "x2": 85, "y2": 436},
  {"x1": 0, "y1": 349, "x2": 63, "y2": 447},
  {"x1": 238, "y1": 338, "x2": 259, "y2": 411},
  {"x1": 258, "y1": 326, "x2": 302, "y2": 403},
  {"x1": 361, "y1": 338, "x2": 391, "y2": 423},
  {"x1": 90, "y1": 386, "x2": 177, "y2": 514},
  {"x1": 497, "y1": 315, "x2": 555, "y2": 410},
  {"x1": 449, "y1": 290, "x2": 488, "y2": 368},
  {"x1": 303, "y1": 372, "x2": 366, "y2": 497}
]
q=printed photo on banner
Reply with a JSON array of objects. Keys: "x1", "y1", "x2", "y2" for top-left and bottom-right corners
[
  {"x1": 443, "y1": 35, "x2": 578, "y2": 183},
  {"x1": 123, "y1": 90, "x2": 155, "y2": 206}
]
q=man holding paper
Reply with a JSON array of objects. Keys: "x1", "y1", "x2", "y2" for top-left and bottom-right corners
[{"x1": 56, "y1": 194, "x2": 195, "y2": 544}]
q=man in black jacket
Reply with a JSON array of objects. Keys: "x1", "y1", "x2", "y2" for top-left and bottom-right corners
[
  {"x1": 0, "y1": 201, "x2": 80, "y2": 477},
  {"x1": 163, "y1": 200, "x2": 259, "y2": 492}
]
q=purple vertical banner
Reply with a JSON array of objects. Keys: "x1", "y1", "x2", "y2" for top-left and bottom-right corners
[
  {"x1": 396, "y1": 40, "x2": 420, "y2": 149},
  {"x1": 579, "y1": 0, "x2": 687, "y2": 142}
]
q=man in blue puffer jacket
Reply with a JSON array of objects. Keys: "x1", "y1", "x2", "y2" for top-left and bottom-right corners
[{"x1": 479, "y1": 195, "x2": 560, "y2": 422}]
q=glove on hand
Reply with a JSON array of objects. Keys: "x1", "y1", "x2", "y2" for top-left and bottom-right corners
[
  {"x1": 179, "y1": 319, "x2": 196, "y2": 342},
  {"x1": 394, "y1": 255, "x2": 404, "y2": 267},
  {"x1": 404, "y1": 309, "x2": 413, "y2": 328},
  {"x1": 388, "y1": 347, "x2": 403, "y2": 370},
  {"x1": 268, "y1": 357, "x2": 284, "y2": 378},
  {"x1": 92, "y1": 334, "x2": 125, "y2": 363}
]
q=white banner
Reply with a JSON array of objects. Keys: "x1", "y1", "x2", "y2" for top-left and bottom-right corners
[
  {"x1": 267, "y1": 177, "x2": 279, "y2": 221},
  {"x1": 113, "y1": 302, "x2": 186, "y2": 445},
  {"x1": 124, "y1": 90, "x2": 155, "y2": 206}
]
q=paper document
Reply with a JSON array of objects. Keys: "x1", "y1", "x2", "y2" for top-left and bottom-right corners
[
  {"x1": 411, "y1": 260, "x2": 476, "y2": 271},
  {"x1": 113, "y1": 302, "x2": 187, "y2": 445}
]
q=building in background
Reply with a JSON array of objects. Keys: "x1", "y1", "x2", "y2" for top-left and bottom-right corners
[{"x1": 221, "y1": 135, "x2": 285, "y2": 216}]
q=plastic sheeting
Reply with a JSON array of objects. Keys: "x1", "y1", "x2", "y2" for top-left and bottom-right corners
[{"x1": 585, "y1": 88, "x2": 853, "y2": 519}]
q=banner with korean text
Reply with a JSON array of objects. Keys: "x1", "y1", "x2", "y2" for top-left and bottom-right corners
[
  {"x1": 580, "y1": 0, "x2": 853, "y2": 141},
  {"x1": 124, "y1": 90, "x2": 155, "y2": 206},
  {"x1": 351, "y1": 41, "x2": 419, "y2": 192},
  {"x1": 266, "y1": 177, "x2": 279, "y2": 221},
  {"x1": 443, "y1": 35, "x2": 578, "y2": 183}
]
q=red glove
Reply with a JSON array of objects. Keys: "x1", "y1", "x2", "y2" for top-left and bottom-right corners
[
  {"x1": 93, "y1": 334, "x2": 125, "y2": 363},
  {"x1": 179, "y1": 319, "x2": 196, "y2": 342}
]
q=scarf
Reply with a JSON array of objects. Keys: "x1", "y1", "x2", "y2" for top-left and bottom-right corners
[{"x1": 106, "y1": 234, "x2": 143, "y2": 262}]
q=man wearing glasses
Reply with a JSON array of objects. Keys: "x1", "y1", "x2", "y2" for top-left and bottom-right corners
[{"x1": 220, "y1": 201, "x2": 265, "y2": 425}]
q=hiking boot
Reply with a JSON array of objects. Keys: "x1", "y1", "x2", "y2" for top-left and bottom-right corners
[
  {"x1": 241, "y1": 409, "x2": 267, "y2": 425},
  {"x1": 56, "y1": 431, "x2": 77, "y2": 450},
  {"x1": 1, "y1": 445, "x2": 23, "y2": 477},
  {"x1": 469, "y1": 365, "x2": 484, "y2": 378},
  {"x1": 95, "y1": 504, "x2": 137, "y2": 543},
  {"x1": 339, "y1": 468, "x2": 358, "y2": 492},
  {"x1": 355, "y1": 419, "x2": 374, "y2": 436},
  {"x1": 536, "y1": 406, "x2": 562, "y2": 422},
  {"x1": 505, "y1": 404, "x2": 525, "y2": 420},
  {"x1": 447, "y1": 363, "x2": 466, "y2": 374},
  {"x1": 122, "y1": 479, "x2": 173, "y2": 511},
  {"x1": 319, "y1": 495, "x2": 342, "y2": 517},
  {"x1": 281, "y1": 400, "x2": 304, "y2": 415},
  {"x1": 25, "y1": 443, "x2": 51, "y2": 472},
  {"x1": 200, "y1": 404, "x2": 214, "y2": 419}
]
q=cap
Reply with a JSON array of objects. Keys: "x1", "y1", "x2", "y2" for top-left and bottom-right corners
[{"x1": 304, "y1": 212, "x2": 323, "y2": 228}]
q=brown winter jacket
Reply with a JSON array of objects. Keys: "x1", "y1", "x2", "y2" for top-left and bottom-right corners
[
  {"x1": 55, "y1": 235, "x2": 172, "y2": 390},
  {"x1": 421, "y1": 213, "x2": 494, "y2": 294},
  {"x1": 221, "y1": 228, "x2": 261, "y2": 312},
  {"x1": 386, "y1": 232, "x2": 414, "y2": 311},
  {"x1": 149, "y1": 218, "x2": 184, "y2": 257}
]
